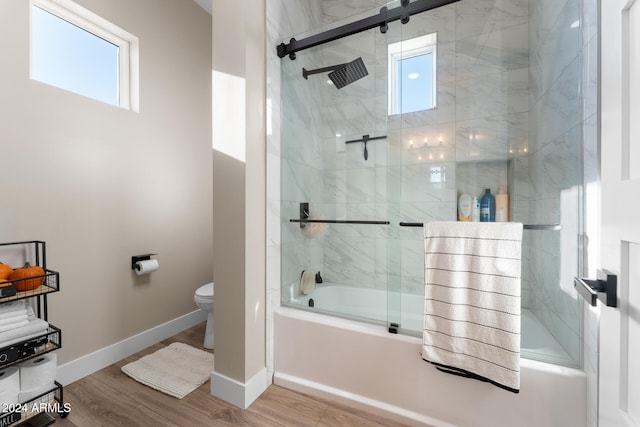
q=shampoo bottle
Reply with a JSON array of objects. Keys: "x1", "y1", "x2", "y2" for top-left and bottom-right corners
[
  {"x1": 472, "y1": 197, "x2": 480, "y2": 222},
  {"x1": 495, "y1": 185, "x2": 510, "y2": 222},
  {"x1": 458, "y1": 194, "x2": 472, "y2": 222},
  {"x1": 480, "y1": 188, "x2": 495, "y2": 222}
]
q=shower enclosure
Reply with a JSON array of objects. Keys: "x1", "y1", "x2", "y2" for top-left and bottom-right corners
[{"x1": 280, "y1": 0, "x2": 588, "y2": 368}]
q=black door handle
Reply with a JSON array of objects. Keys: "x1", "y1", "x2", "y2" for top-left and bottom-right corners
[{"x1": 574, "y1": 270, "x2": 617, "y2": 307}]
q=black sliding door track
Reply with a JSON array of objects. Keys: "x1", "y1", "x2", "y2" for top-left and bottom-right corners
[{"x1": 277, "y1": 0, "x2": 460, "y2": 60}]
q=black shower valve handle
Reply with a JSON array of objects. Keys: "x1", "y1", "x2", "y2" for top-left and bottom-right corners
[
  {"x1": 345, "y1": 134, "x2": 386, "y2": 161},
  {"x1": 363, "y1": 134, "x2": 369, "y2": 161}
]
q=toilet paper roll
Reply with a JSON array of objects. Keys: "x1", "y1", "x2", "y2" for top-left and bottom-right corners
[
  {"x1": 18, "y1": 382, "x2": 55, "y2": 402},
  {"x1": 19, "y1": 353, "x2": 56, "y2": 392},
  {"x1": 0, "y1": 366, "x2": 20, "y2": 404},
  {"x1": 135, "y1": 259, "x2": 159, "y2": 275}
]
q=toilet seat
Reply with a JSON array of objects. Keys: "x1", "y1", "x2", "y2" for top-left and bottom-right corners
[{"x1": 195, "y1": 282, "x2": 214, "y2": 299}]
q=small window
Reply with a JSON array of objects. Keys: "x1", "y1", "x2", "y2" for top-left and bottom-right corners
[
  {"x1": 30, "y1": 0, "x2": 139, "y2": 110},
  {"x1": 388, "y1": 33, "x2": 437, "y2": 115}
]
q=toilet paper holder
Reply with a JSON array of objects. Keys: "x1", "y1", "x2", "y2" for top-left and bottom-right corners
[{"x1": 131, "y1": 254, "x2": 157, "y2": 270}]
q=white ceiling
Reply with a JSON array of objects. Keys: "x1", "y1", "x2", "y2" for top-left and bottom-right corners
[{"x1": 192, "y1": 0, "x2": 212, "y2": 15}]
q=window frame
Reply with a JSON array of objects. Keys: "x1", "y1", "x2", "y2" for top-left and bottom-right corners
[
  {"x1": 387, "y1": 32, "x2": 438, "y2": 116},
  {"x1": 30, "y1": 0, "x2": 139, "y2": 111}
]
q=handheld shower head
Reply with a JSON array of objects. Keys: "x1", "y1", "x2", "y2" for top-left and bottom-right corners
[{"x1": 302, "y1": 57, "x2": 369, "y2": 89}]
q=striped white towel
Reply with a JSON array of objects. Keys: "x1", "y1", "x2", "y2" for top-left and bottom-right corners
[{"x1": 421, "y1": 221, "x2": 523, "y2": 393}]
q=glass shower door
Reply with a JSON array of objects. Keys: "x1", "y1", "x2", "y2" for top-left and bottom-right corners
[
  {"x1": 384, "y1": 2, "x2": 460, "y2": 336},
  {"x1": 278, "y1": 0, "x2": 586, "y2": 369},
  {"x1": 279, "y1": 8, "x2": 396, "y2": 328}
]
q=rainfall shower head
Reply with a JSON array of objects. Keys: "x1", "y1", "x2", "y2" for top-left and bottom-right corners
[
  {"x1": 302, "y1": 57, "x2": 369, "y2": 89},
  {"x1": 328, "y1": 57, "x2": 369, "y2": 88}
]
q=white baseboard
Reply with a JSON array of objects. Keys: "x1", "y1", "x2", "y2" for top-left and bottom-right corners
[
  {"x1": 56, "y1": 309, "x2": 208, "y2": 386},
  {"x1": 211, "y1": 367, "x2": 270, "y2": 409},
  {"x1": 273, "y1": 372, "x2": 454, "y2": 427}
]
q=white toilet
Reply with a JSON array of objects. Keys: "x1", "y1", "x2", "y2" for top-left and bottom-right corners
[{"x1": 194, "y1": 282, "x2": 214, "y2": 349}]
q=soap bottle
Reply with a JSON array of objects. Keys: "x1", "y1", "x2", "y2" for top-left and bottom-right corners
[
  {"x1": 480, "y1": 188, "x2": 495, "y2": 222},
  {"x1": 472, "y1": 197, "x2": 480, "y2": 222},
  {"x1": 458, "y1": 194, "x2": 472, "y2": 222},
  {"x1": 495, "y1": 185, "x2": 510, "y2": 222}
]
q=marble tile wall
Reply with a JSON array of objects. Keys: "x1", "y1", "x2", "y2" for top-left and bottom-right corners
[
  {"x1": 275, "y1": 1, "x2": 532, "y2": 302},
  {"x1": 314, "y1": 0, "x2": 532, "y2": 299}
]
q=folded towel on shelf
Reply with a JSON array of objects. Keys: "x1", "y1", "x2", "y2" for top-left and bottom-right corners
[
  {"x1": 0, "y1": 318, "x2": 49, "y2": 349},
  {"x1": 0, "y1": 305, "x2": 35, "y2": 332},
  {"x1": 0, "y1": 309, "x2": 27, "y2": 321},
  {"x1": 0, "y1": 319, "x2": 29, "y2": 334},
  {"x1": 0, "y1": 301, "x2": 28, "y2": 321},
  {"x1": 0, "y1": 314, "x2": 28, "y2": 327},
  {"x1": 0, "y1": 303, "x2": 33, "y2": 333},
  {"x1": 421, "y1": 221, "x2": 523, "y2": 393}
]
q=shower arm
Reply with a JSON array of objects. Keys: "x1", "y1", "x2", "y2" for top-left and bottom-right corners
[
  {"x1": 302, "y1": 64, "x2": 346, "y2": 79},
  {"x1": 277, "y1": 0, "x2": 461, "y2": 60}
]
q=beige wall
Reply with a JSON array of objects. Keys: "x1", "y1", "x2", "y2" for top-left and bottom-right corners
[
  {"x1": 242, "y1": 0, "x2": 267, "y2": 384},
  {"x1": 0, "y1": 0, "x2": 213, "y2": 365},
  {"x1": 212, "y1": 0, "x2": 266, "y2": 385}
]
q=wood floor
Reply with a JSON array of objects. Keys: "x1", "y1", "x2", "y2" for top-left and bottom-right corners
[{"x1": 50, "y1": 322, "x2": 409, "y2": 426}]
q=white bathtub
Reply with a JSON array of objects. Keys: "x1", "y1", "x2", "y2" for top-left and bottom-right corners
[
  {"x1": 287, "y1": 284, "x2": 575, "y2": 365},
  {"x1": 276, "y1": 284, "x2": 586, "y2": 427}
]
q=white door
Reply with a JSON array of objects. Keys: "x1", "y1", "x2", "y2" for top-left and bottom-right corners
[{"x1": 600, "y1": 0, "x2": 640, "y2": 425}]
